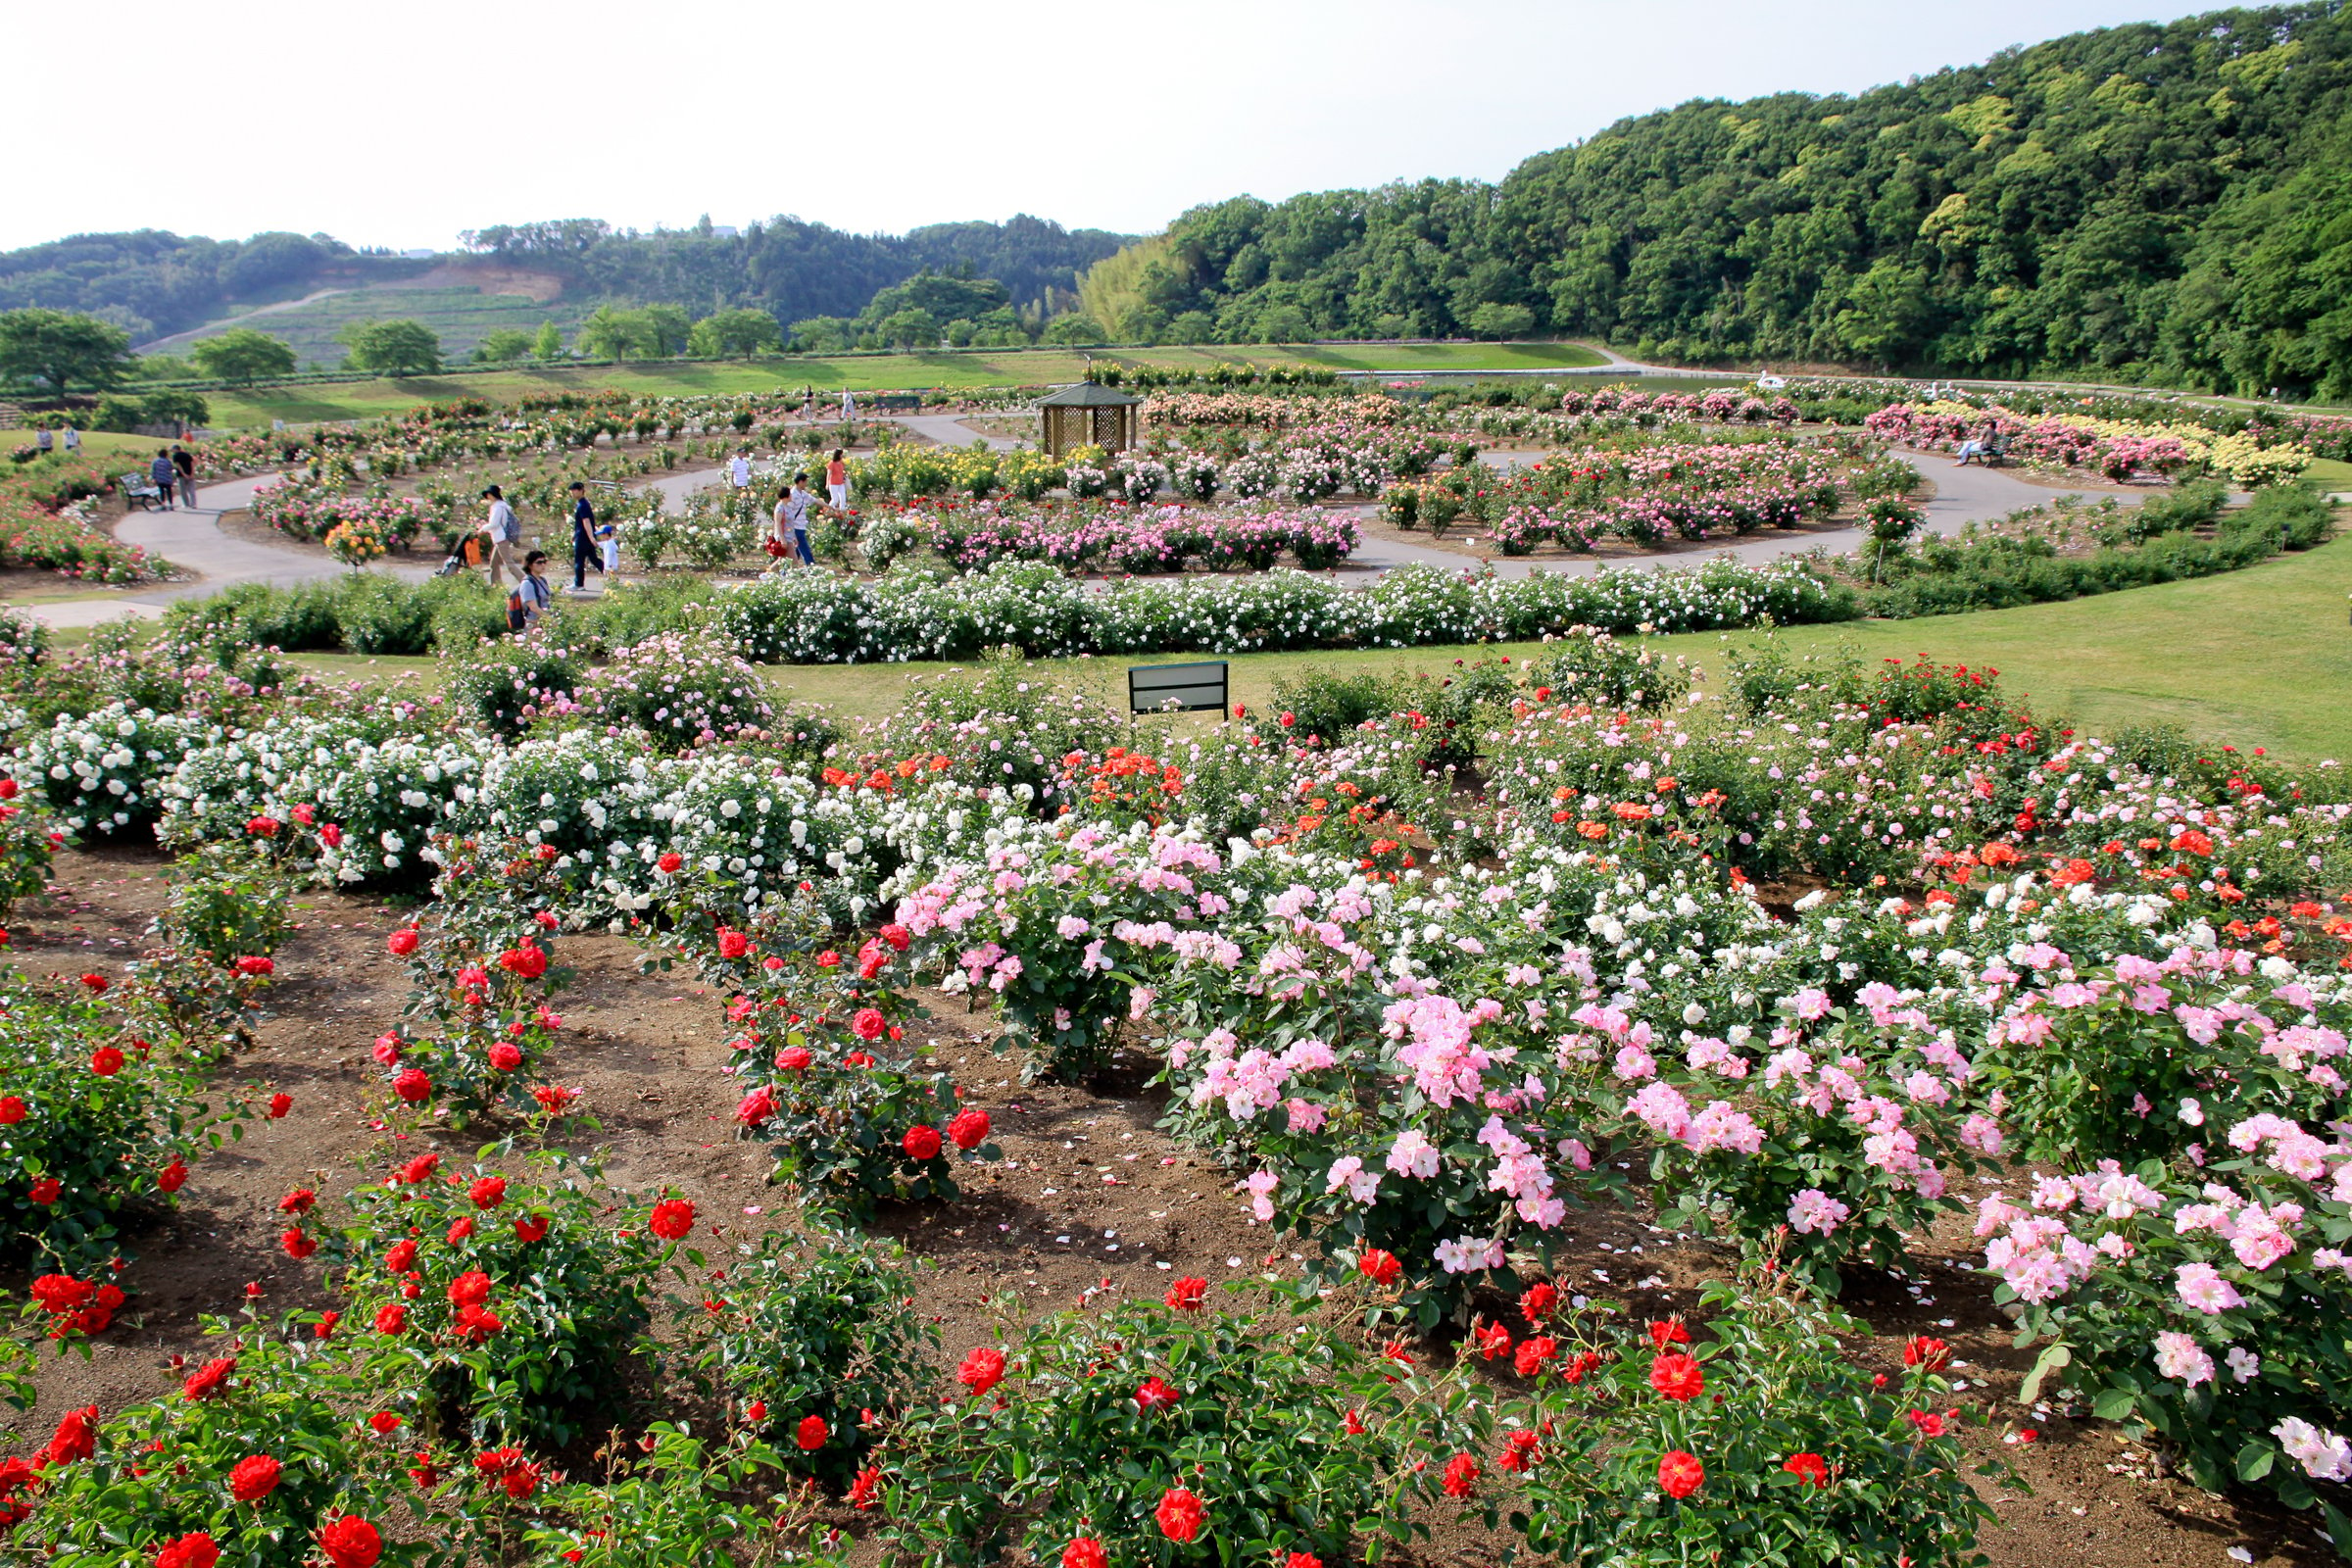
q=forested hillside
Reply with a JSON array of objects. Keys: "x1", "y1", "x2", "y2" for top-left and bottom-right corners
[
  {"x1": 0, "y1": 215, "x2": 1122, "y2": 349},
  {"x1": 1122, "y1": 2, "x2": 2352, "y2": 396}
]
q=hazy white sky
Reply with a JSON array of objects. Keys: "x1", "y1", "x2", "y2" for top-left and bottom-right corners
[{"x1": 18, "y1": 0, "x2": 2217, "y2": 253}]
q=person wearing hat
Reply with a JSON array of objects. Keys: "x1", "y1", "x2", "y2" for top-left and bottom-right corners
[{"x1": 481, "y1": 484, "x2": 523, "y2": 587}]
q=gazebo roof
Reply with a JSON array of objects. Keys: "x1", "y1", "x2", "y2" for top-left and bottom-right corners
[{"x1": 1037, "y1": 379, "x2": 1143, "y2": 408}]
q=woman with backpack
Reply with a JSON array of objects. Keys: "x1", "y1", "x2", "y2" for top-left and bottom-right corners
[{"x1": 508, "y1": 551, "x2": 554, "y2": 633}]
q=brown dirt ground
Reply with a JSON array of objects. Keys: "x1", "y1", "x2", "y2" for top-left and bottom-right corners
[{"x1": 0, "y1": 844, "x2": 2331, "y2": 1565}]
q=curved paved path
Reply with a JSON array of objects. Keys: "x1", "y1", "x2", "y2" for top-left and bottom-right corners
[{"x1": 13, "y1": 447, "x2": 2132, "y2": 629}]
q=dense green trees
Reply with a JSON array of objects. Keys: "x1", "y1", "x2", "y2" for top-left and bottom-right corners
[
  {"x1": 336, "y1": 318, "x2": 442, "y2": 375},
  {"x1": 1118, "y1": 3, "x2": 2352, "y2": 396},
  {"x1": 0, "y1": 308, "x2": 133, "y2": 395},
  {"x1": 190, "y1": 326, "x2": 298, "y2": 383}
]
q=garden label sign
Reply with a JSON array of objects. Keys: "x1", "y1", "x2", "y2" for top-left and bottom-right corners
[{"x1": 1128, "y1": 661, "x2": 1228, "y2": 717}]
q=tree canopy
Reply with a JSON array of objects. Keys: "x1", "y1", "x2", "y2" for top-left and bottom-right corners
[
  {"x1": 337, "y1": 318, "x2": 443, "y2": 376},
  {"x1": 1110, "y1": 2, "x2": 2352, "y2": 396},
  {"x1": 0, "y1": 308, "x2": 132, "y2": 397},
  {"x1": 190, "y1": 326, "x2": 297, "y2": 383}
]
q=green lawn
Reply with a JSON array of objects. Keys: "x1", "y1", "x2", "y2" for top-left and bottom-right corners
[
  {"x1": 2305, "y1": 456, "x2": 2352, "y2": 489},
  {"x1": 197, "y1": 342, "x2": 1608, "y2": 429},
  {"x1": 1650, "y1": 533, "x2": 2352, "y2": 762},
  {"x1": 6, "y1": 429, "x2": 186, "y2": 466}
]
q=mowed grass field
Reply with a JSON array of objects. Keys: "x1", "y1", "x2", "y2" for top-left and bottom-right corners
[
  {"x1": 197, "y1": 341, "x2": 1610, "y2": 428},
  {"x1": 227, "y1": 525, "x2": 2352, "y2": 765}
]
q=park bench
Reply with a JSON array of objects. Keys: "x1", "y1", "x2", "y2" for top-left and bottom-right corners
[
  {"x1": 120, "y1": 470, "x2": 168, "y2": 511},
  {"x1": 1981, "y1": 433, "x2": 2013, "y2": 467},
  {"x1": 873, "y1": 394, "x2": 923, "y2": 414}
]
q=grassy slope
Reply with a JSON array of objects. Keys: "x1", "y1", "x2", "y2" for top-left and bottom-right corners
[
  {"x1": 178, "y1": 287, "x2": 599, "y2": 368},
  {"x1": 198, "y1": 341, "x2": 1609, "y2": 429},
  {"x1": 256, "y1": 527, "x2": 2350, "y2": 764}
]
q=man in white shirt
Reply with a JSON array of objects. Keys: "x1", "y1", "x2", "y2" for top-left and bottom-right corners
[
  {"x1": 840, "y1": 388, "x2": 857, "y2": 422},
  {"x1": 481, "y1": 484, "x2": 523, "y2": 587},
  {"x1": 729, "y1": 448, "x2": 753, "y2": 489}
]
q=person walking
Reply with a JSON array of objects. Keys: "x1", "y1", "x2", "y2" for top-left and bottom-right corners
[
  {"x1": 728, "y1": 447, "x2": 753, "y2": 490},
  {"x1": 509, "y1": 550, "x2": 554, "y2": 632},
  {"x1": 566, "y1": 480, "x2": 603, "y2": 592},
  {"x1": 772, "y1": 476, "x2": 814, "y2": 566},
  {"x1": 825, "y1": 448, "x2": 850, "y2": 512},
  {"x1": 34, "y1": 427, "x2": 52, "y2": 459},
  {"x1": 481, "y1": 484, "x2": 523, "y2": 587},
  {"x1": 799, "y1": 384, "x2": 815, "y2": 421},
  {"x1": 61, "y1": 425, "x2": 78, "y2": 458},
  {"x1": 171, "y1": 445, "x2": 198, "y2": 509},
  {"x1": 150, "y1": 448, "x2": 178, "y2": 511},
  {"x1": 839, "y1": 387, "x2": 857, "y2": 423}
]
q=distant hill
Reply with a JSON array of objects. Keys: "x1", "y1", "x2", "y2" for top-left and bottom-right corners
[{"x1": 0, "y1": 215, "x2": 1127, "y2": 357}]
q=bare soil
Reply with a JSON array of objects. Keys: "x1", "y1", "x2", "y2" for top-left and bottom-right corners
[{"x1": 0, "y1": 846, "x2": 2328, "y2": 1565}]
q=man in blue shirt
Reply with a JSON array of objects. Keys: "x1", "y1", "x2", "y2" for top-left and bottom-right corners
[{"x1": 567, "y1": 481, "x2": 603, "y2": 591}]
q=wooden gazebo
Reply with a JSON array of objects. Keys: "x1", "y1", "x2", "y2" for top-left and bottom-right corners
[{"x1": 1038, "y1": 379, "x2": 1143, "y2": 457}]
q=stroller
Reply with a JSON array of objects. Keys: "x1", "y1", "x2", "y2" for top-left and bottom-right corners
[{"x1": 433, "y1": 536, "x2": 485, "y2": 578}]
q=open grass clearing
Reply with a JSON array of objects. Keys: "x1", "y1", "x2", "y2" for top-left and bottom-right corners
[{"x1": 194, "y1": 341, "x2": 1609, "y2": 429}]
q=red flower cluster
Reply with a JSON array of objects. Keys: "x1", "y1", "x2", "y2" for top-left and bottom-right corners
[{"x1": 958, "y1": 1347, "x2": 1006, "y2": 1396}]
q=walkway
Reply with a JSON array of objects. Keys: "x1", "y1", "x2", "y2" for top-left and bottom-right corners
[{"x1": 8, "y1": 448, "x2": 2134, "y2": 629}]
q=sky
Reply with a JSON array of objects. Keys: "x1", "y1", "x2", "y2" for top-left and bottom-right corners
[{"x1": 13, "y1": 0, "x2": 2225, "y2": 253}]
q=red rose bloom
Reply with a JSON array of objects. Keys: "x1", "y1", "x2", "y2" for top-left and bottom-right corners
[
  {"x1": 497, "y1": 944, "x2": 547, "y2": 980},
  {"x1": 373, "y1": 1303, "x2": 408, "y2": 1335},
  {"x1": 1783, "y1": 1451, "x2": 1830, "y2": 1489},
  {"x1": 279, "y1": 1188, "x2": 316, "y2": 1214},
  {"x1": 1134, "y1": 1376, "x2": 1180, "y2": 1412},
  {"x1": 774, "y1": 1047, "x2": 812, "y2": 1073},
  {"x1": 1499, "y1": 1430, "x2": 1542, "y2": 1473},
  {"x1": 514, "y1": 1215, "x2": 550, "y2": 1243},
  {"x1": 0, "y1": 1097, "x2": 23, "y2": 1124},
  {"x1": 1648, "y1": 1352, "x2": 1704, "y2": 1402},
  {"x1": 796, "y1": 1414, "x2": 827, "y2": 1450},
  {"x1": 1154, "y1": 1485, "x2": 1205, "y2": 1544},
  {"x1": 89, "y1": 1046, "x2": 124, "y2": 1076},
  {"x1": 947, "y1": 1107, "x2": 991, "y2": 1150},
  {"x1": 1658, "y1": 1448, "x2": 1705, "y2": 1499},
  {"x1": 184, "y1": 1356, "x2": 236, "y2": 1400},
  {"x1": 1442, "y1": 1451, "x2": 1480, "y2": 1498},
  {"x1": 455, "y1": 1304, "x2": 503, "y2": 1343},
  {"x1": 318, "y1": 823, "x2": 343, "y2": 849},
  {"x1": 879, "y1": 923, "x2": 911, "y2": 952},
  {"x1": 1358, "y1": 1249, "x2": 1401, "y2": 1286},
  {"x1": 315, "y1": 1310, "x2": 340, "y2": 1339},
  {"x1": 384, "y1": 1239, "x2": 418, "y2": 1273},
  {"x1": 736, "y1": 1085, "x2": 776, "y2": 1125},
  {"x1": 957, "y1": 1347, "x2": 1005, "y2": 1396},
  {"x1": 657, "y1": 852, "x2": 684, "y2": 873},
  {"x1": 396, "y1": 1153, "x2": 438, "y2": 1184},
  {"x1": 902, "y1": 1125, "x2": 943, "y2": 1161},
  {"x1": 234, "y1": 956, "x2": 273, "y2": 977},
  {"x1": 1648, "y1": 1319, "x2": 1690, "y2": 1348},
  {"x1": 447, "y1": 1271, "x2": 492, "y2": 1308},
  {"x1": 392, "y1": 1069, "x2": 431, "y2": 1103},
  {"x1": 850, "y1": 1465, "x2": 883, "y2": 1509},
  {"x1": 446, "y1": 1216, "x2": 476, "y2": 1245},
  {"x1": 1164, "y1": 1276, "x2": 1207, "y2": 1311},
  {"x1": 532, "y1": 1084, "x2": 578, "y2": 1114},
  {"x1": 1903, "y1": 1336, "x2": 1950, "y2": 1371},
  {"x1": 469, "y1": 1177, "x2": 507, "y2": 1209},
  {"x1": 42, "y1": 1405, "x2": 98, "y2": 1466},
  {"x1": 487, "y1": 1042, "x2": 522, "y2": 1072},
  {"x1": 1062, "y1": 1541, "x2": 1108, "y2": 1568},
  {"x1": 281, "y1": 1228, "x2": 318, "y2": 1260},
  {"x1": 159, "y1": 1158, "x2": 189, "y2": 1194},
  {"x1": 1906, "y1": 1408, "x2": 1949, "y2": 1438},
  {"x1": 368, "y1": 1412, "x2": 403, "y2": 1436},
  {"x1": 1520, "y1": 1281, "x2": 1559, "y2": 1324},
  {"x1": 78, "y1": 973, "x2": 108, "y2": 995},
  {"x1": 386, "y1": 928, "x2": 419, "y2": 956},
  {"x1": 1474, "y1": 1319, "x2": 1513, "y2": 1360},
  {"x1": 28, "y1": 1177, "x2": 61, "y2": 1205},
  {"x1": 1512, "y1": 1336, "x2": 1557, "y2": 1378},
  {"x1": 649, "y1": 1199, "x2": 695, "y2": 1241},
  {"x1": 852, "y1": 1007, "x2": 887, "y2": 1042},
  {"x1": 717, "y1": 929, "x2": 751, "y2": 960},
  {"x1": 229, "y1": 1453, "x2": 282, "y2": 1501},
  {"x1": 318, "y1": 1515, "x2": 383, "y2": 1568},
  {"x1": 267, "y1": 1092, "x2": 292, "y2": 1118},
  {"x1": 155, "y1": 1534, "x2": 220, "y2": 1568}
]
